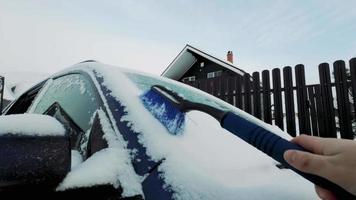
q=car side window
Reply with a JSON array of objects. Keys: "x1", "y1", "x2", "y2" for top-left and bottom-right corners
[
  {"x1": 29, "y1": 73, "x2": 100, "y2": 132},
  {"x1": 4, "y1": 80, "x2": 47, "y2": 115}
]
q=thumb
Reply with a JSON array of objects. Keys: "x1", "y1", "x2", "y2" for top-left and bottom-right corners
[{"x1": 284, "y1": 150, "x2": 328, "y2": 176}]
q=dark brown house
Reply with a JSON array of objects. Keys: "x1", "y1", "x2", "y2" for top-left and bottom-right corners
[{"x1": 161, "y1": 44, "x2": 247, "y2": 82}]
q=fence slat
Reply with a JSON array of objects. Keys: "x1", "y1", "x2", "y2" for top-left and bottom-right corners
[
  {"x1": 283, "y1": 67, "x2": 296, "y2": 136},
  {"x1": 315, "y1": 85, "x2": 324, "y2": 136},
  {"x1": 272, "y1": 68, "x2": 284, "y2": 130},
  {"x1": 319, "y1": 63, "x2": 337, "y2": 138},
  {"x1": 235, "y1": 76, "x2": 243, "y2": 109},
  {"x1": 295, "y1": 64, "x2": 311, "y2": 135},
  {"x1": 307, "y1": 86, "x2": 319, "y2": 136},
  {"x1": 252, "y1": 72, "x2": 262, "y2": 119},
  {"x1": 334, "y1": 60, "x2": 353, "y2": 139},
  {"x1": 262, "y1": 70, "x2": 272, "y2": 124},
  {"x1": 243, "y1": 74, "x2": 252, "y2": 114},
  {"x1": 349, "y1": 58, "x2": 356, "y2": 124}
]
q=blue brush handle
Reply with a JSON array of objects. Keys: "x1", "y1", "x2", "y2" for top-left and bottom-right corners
[{"x1": 221, "y1": 112, "x2": 356, "y2": 199}]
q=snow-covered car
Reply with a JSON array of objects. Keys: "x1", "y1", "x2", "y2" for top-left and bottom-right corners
[{"x1": 0, "y1": 61, "x2": 317, "y2": 199}]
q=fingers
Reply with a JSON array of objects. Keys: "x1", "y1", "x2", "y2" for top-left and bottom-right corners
[
  {"x1": 284, "y1": 149, "x2": 328, "y2": 176},
  {"x1": 291, "y1": 135, "x2": 327, "y2": 154},
  {"x1": 315, "y1": 185, "x2": 337, "y2": 200}
]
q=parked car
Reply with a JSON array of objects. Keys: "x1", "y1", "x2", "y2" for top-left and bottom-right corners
[{"x1": 0, "y1": 61, "x2": 317, "y2": 199}]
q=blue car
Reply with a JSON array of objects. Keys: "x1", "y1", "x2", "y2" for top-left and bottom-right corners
[{"x1": 0, "y1": 61, "x2": 316, "y2": 199}]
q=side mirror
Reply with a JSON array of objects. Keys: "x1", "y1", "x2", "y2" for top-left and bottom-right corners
[{"x1": 0, "y1": 114, "x2": 71, "y2": 190}]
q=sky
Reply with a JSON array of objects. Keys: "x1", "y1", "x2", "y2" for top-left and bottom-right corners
[{"x1": 0, "y1": 0, "x2": 356, "y2": 83}]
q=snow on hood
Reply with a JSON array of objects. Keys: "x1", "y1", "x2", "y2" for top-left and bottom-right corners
[
  {"x1": 80, "y1": 62, "x2": 318, "y2": 200},
  {"x1": 0, "y1": 114, "x2": 65, "y2": 136}
]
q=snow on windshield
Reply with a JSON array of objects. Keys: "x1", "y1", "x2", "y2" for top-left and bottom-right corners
[
  {"x1": 0, "y1": 114, "x2": 65, "y2": 136},
  {"x1": 93, "y1": 64, "x2": 317, "y2": 200}
]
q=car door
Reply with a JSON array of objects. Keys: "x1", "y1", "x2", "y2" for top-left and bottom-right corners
[
  {"x1": 26, "y1": 73, "x2": 102, "y2": 151},
  {"x1": 5, "y1": 72, "x2": 106, "y2": 154},
  {"x1": 4, "y1": 80, "x2": 47, "y2": 115}
]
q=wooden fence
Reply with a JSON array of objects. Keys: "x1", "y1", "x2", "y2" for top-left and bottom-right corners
[{"x1": 184, "y1": 58, "x2": 356, "y2": 139}]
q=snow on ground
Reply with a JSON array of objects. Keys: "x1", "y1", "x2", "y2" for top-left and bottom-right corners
[
  {"x1": 0, "y1": 114, "x2": 65, "y2": 136},
  {"x1": 91, "y1": 63, "x2": 318, "y2": 200}
]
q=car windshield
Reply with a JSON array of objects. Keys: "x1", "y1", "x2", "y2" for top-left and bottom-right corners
[
  {"x1": 92, "y1": 66, "x2": 316, "y2": 200},
  {"x1": 124, "y1": 72, "x2": 231, "y2": 112}
]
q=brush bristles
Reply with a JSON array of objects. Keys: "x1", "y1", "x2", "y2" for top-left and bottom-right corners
[{"x1": 140, "y1": 89, "x2": 185, "y2": 135}]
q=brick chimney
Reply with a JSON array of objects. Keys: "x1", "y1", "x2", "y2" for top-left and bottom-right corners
[{"x1": 227, "y1": 51, "x2": 233, "y2": 64}]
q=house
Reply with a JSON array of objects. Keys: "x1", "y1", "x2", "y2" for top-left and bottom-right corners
[
  {"x1": 161, "y1": 44, "x2": 261, "y2": 117},
  {"x1": 161, "y1": 44, "x2": 248, "y2": 83}
]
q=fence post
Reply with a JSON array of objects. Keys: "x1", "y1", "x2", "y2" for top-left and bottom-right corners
[
  {"x1": 272, "y1": 68, "x2": 284, "y2": 130},
  {"x1": 349, "y1": 58, "x2": 356, "y2": 124},
  {"x1": 262, "y1": 70, "x2": 272, "y2": 124},
  {"x1": 283, "y1": 66, "x2": 296, "y2": 136},
  {"x1": 243, "y1": 73, "x2": 252, "y2": 114},
  {"x1": 295, "y1": 64, "x2": 311, "y2": 135},
  {"x1": 318, "y1": 63, "x2": 337, "y2": 138},
  {"x1": 334, "y1": 60, "x2": 353, "y2": 139},
  {"x1": 252, "y1": 72, "x2": 262, "y2": 119}
]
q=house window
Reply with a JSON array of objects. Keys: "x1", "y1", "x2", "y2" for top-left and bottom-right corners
[
  {"x1": 182, "y1": 76, "x2": 196, "y2": 82},
  {"x1": 207, "y1": 71, "x2": 222, "y2": 79},
  {"x1": 200, "y1": 62, "x2": 205, "y2": 68}
]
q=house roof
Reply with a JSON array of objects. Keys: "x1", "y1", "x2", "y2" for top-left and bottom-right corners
[{"x1": 161, "y1": 44, "x2": 247, "y2": 80}]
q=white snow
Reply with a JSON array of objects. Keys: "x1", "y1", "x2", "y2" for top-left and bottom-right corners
[
  {"x1": 0, "y1": 114, "x2": 65, "y2": 136},
  {"x1": 71, "y1": 150, "x2": 83, "y2": 170},
  {"x1": 92, "y1": 64, "x2": 318, "y2": 200},
  {"x1": 58, "y1": 148, "x2": 128, "y2": 190},
  {"x1": 25, "y1": 62, "x2": 317, "y2": 199},
  {"x1": 58, "y1": 109, "x2": 143, "y2": 197}
]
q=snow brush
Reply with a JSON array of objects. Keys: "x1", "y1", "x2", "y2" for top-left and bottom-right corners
[{"x1": 140, "y1": 85, "x2": 356, "y2": 199}]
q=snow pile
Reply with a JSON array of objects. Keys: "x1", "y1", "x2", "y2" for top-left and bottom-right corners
[
  {"x1": 57, "y1": 109, "x2": 143, "y2": 197},
  {"x1": 93, "y1": 65, "x2": 317, "y2": 200},
  {"x1": 0, "y1": 114, "x2": 65, "y2": 136}
]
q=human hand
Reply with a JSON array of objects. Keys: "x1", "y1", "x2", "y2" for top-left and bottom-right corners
[{"x1": 283, "y1": 135, "x2": 356, "y2": 200}]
